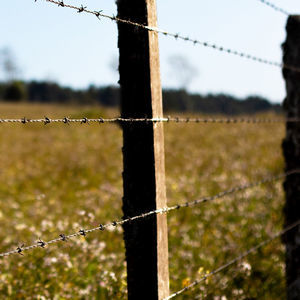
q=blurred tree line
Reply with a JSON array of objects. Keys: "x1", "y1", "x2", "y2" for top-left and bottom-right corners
[
  {"x1": 0, "y1": 80, "x2": 281, "y2": 115},
  {"x1": 0, "y1": 48, "x2": 281, "y2": 114}
]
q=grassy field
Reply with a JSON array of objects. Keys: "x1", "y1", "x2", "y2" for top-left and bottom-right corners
[{"x1": 0, "y1": 102, "x2": 287, "y2": 299}]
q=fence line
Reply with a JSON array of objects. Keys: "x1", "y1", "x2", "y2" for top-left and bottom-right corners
[
  {"x1": 39, "y1": 0, "x2": 300, "y2": 73},
  {"x1": 4, "y1": 1, "x2": 299, "y2": 297},
  {"x1": 165, "y1": 219, "x2": 300, "y2": 299},
  {"x1": 1, "y1": 116, "x2": 300, "y2": 125},
  {"x1": 255, "y1": 0, "x2": 290, "y2": 16},
  {"x1": 0, "y1": 169, "x2": 298, "y2": 258}
]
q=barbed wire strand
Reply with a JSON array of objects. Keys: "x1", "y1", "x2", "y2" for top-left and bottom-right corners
[
  {"x1": 0, "y1": 169, "x2": 299, "y2": 258},
  {"x1": 255, "y1": 0, "x2": 290, "y2": 16},
  {"x1": 1, "y1": 116, "x2": 300, "y2": 125},
  {"x1": 40, "y1": 0, "x2": 300, "y2": 73},
  {"x1": 164, "y1": 218, "x2": 300, "y2": 299}
]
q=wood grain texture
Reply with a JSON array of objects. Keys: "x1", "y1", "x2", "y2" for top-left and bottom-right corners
[{"x1": 117, "y1": 0, "x2": 169, "y2": 298}]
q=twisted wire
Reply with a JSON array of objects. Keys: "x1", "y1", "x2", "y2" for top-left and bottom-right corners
[
  {"x1": 1, "y1": 116, "x2": 300, "y2": 125},
  {"x1": 255, "y1": 0, "x2": 290, "y2": 16},
  {"x1": 39, "y1": 0, "x2": 300, "y2": 73},
  {"x1": 0, "y1": 169, "x2": 298, "y2": 258},
  {"x1": 165, "y1": 219, "x2": 300, "y2": 299}
]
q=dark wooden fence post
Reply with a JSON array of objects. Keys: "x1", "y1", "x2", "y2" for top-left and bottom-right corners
[
  {"x1": 117, "y1": 0, "x2": 169, "y2": 299},
  {"x1": 282, "y1": 15, "x2": 300, "y2": 300}
]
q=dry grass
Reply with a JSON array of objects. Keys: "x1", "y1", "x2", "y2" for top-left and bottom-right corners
[{"x1": 0, "y1": 102, "x2": 286, "y2": 299}]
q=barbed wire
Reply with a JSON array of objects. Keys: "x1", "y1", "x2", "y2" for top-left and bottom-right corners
[
  {"x1": 38, "y1": 0, "x2": 300, "y2": 73},
  {"x1": 1, "y1": 116, "x2": 300, "y2": 125},
  {"x1": 165, "y1": 218, "x2": 300, "y2": 299},
  {"x1": 0, "y1": 169, "x2": 298, "y2": 258},
  {"x1": 255, "y1": 0, "x2": 290, "y2": 16}
]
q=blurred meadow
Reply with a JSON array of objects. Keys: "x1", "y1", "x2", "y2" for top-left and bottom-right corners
[{"x1": 0, "y1": 102, "x2": 286, "y2": 299}]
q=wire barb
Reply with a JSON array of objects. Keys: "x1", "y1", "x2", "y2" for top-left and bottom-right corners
[
  {"x1": 77, "y1": 5, "x2": 86, "y2": 13},
  {"x1": 94, "y1": 10, "x2": 103, "y2": 19},
  {"x1": 59, "y1": 234, "x2": 67, "y2": 241},
  {"x1": 0, "y1": 169, "x2": 299, "y2": 258},
  {"x1": 16, "y1": 244, "x2": 25, "y2": 256},
  {"x1": 63, "y1": 117, "x2": 70, "y2": 125},
  {"x1": 37, "y1": 239, "x2": 46, "y2": 248},
  {"x1": 79, "y1": 229, "x2": 86, "y2": 236},
  {"x1": 44, "y1": 117, "x2": 51, "y2": 125},
  {"x1": 80, "y1": 117, "x2": 89, "y2": 124}
]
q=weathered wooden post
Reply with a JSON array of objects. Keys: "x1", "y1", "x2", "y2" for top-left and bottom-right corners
[
  {"x1": 117, "y1": 0, "x2": 169, "y2": 299},
  {"x1": 282, "y1": 15, "x2": 300, "y2": 300}
]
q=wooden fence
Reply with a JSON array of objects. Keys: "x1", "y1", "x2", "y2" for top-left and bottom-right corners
[{"x1": 0, "y1": 0, "x2": 299, "y2": 299}]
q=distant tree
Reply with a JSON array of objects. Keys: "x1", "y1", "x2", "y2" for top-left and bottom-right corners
[
  {"x1": 3, "y1": 81, "x2": 27, "y2": 101},
  {"x1": 0, "y1": 83, "x2": 5, "y2": 99},
  {"x1": 0, "y1": 47, "x2": 20, "y2": 82},
  {"x1": 243, "y1": 96, "x2": 272, "y2": 113},
  {"x1": 109, "y1": 55, "x2": 119, "y2": 75},
  {"x1": 98, "y1": 86, "x2": 120, "y2": 106},
  {"x1": 0, "y1": 77, "x2": 281, "y2": 115},
  {"x1": 167, "y1": 55, "x2": 198, "y2": 90},
  {"x1": 27, "y1": 81, "x2": 74, "y2": 103}
]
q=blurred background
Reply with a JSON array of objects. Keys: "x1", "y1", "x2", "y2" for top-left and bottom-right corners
[
  {"x1": 1, "y1": 0, "x2": 300, "y2": 112},
  {"x1": 0, "y1": 1, "x2": 299, "y2": 299}
]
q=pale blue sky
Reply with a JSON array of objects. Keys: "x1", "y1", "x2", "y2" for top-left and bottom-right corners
[{"x1": 1, "y1": 0, "x2": 300, "y2": 102}]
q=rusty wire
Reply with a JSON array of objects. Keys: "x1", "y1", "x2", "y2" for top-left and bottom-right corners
[
  {"x1": 0, "y1": 116, "x2": 300, "y2": 125},
  {"x1": 165, "y1": 218, "x2": 300, "y2": 299},
  {"x1": 38, "y1": 0, "x2": 300, "y2": 73},
  {"x1": 0, "y1": 169, "x2": 298, "y2": 258},
  {"x1": 255, "y1": 0, "x2": 290, "y2": 16}
]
